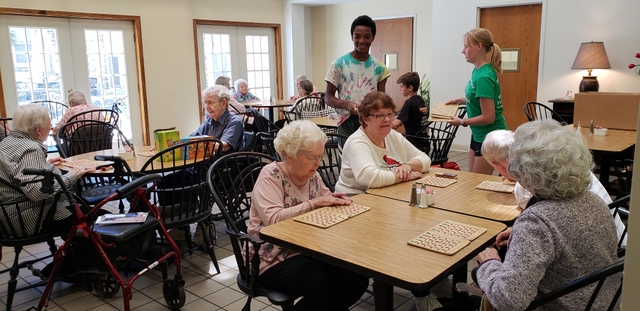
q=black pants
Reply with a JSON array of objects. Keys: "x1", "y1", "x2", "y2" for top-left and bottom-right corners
[{"x1": 259, "y1": 255, "x2": 369, "y2": 311}]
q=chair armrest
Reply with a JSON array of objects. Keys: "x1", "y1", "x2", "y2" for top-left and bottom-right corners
[{"x1": 115, "y1": 174, "x2": 162, "y2": 198}]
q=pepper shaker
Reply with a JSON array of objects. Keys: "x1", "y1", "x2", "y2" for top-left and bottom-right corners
[
  {"x1": 589, "y1": 120, "x2": 594, "y2": 135},
  {"x1": 410, "y1": 182, "x2": 418, "y2": 206}
]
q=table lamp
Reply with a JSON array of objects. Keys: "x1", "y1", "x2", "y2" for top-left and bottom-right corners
[{"x1": 571, "y1": 41, "x2": 611, "y2": 92}]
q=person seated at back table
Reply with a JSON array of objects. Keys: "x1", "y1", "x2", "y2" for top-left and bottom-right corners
[
  {"x1": 192, "y1": 85, "x2": 244, "y2": 154},
  {"x1": 52, "y1": 90, "x2": 100, "y2": 134},
  {"x1": 290, "y1": 74, "x2": 319, "y2": 100},
  {"x1": 249, "y1": 120, "x2": 368, "y2": 311},
  {"x1": 475, "y1": 120, "x2": 620, "y2": 311},
  {"x1": 482, "y1": 127, "x2": 627, "y2": 247},
  {"x1": 392, "y1": 71, "x2": 429, "y2": 136},
  {"x1": 232, "y1": 78, "x2": 260, "y2": 102}
]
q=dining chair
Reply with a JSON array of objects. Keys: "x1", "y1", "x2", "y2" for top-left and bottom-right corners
[
  {"x1": 207, "y1": 152, "x2": 297, "y2": 311},
  {"x1": 283, "y1": 95, "x2": 326, "y2": 123},
  {"x1": 406, "y1": 106, "x2": 467, "y2": 165},
  {"x1": 31, "y1": 100, "x2": 69, "y2": 152},
  {"x1": 318, "y1": 133, "x2": 348, "y2": 192},
  {"x1": 0, "y1": 176, "x2": 59, "y2": 311},
  {"x1": 139, "y1": 138, "x2": 223, "y2": 274},
  {"x1": 609, "y1": 195, "x2": 630, "y2": 257},
  {"x1": 67, "y1": 109, "x2": 120, "y2": 127},
  {"x1": 55, "y1": 119, "x2": 131, "y2": 158},
  {"x1": 523, "y1": 102, "x2": 567, "y2": 125},
  {"x1": 0, "y1": 118, "x2": 10, "y2": 141},
  {"x1": 255, "y1": 130, "x2": 282, "y2": 161},
  {"x1": 248, "y1": 106, "x2": 280, "y2": 133}
]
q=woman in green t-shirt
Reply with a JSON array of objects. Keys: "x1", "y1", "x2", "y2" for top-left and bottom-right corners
[{"x1": 447, "y1": 28, "x2": 507, "y2": 175}]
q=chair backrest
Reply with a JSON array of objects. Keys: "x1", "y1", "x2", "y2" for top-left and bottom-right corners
[
  {"x1": 31, "y1": 100, "x2": 69, "y2": 125},
  {"x1": 609, "y1": 195, "x2": 630, "y2": 257},
  {"x1": 247, "y1": 106, "x2": 280, "y2": 133},
  {"x1": 55, "y1": 120, "x2": 129, "y2": 158},
  {"x1": 524, "y1": 102, "x2": 567, "y2": 125},
  {"x1": 139, "y1": 138, "x2": 223, "y2": 228},
  {"x1": 0, "y1": 118, "x2": 10, "y2": 141},
  {"x1": 254, "y1": 130, "x2": 282, "y2": 161},
  {"x1": 67, "y1": 109, "x2": 120, "y2": 127},
  {"x1": 406, "y1": 106, "x2": 467, "y2": 165},
  {"x1": 525, "y1": 259, "x2": 624, "y2": 311},
  {"x1": 319, "y1": 133, "x2": 348, "y2": 192}
]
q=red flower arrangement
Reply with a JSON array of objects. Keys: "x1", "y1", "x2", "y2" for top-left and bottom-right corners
[{"x1": 629, "y1": 52, "x2": 640, "y2": 76}]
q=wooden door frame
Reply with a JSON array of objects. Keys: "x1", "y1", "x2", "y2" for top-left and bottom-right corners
[
  {"x1": 476, "y1": 0, "x2": 548, "y2": 103},
  {"x1": 193, "y1": 20, "x2": 282, "y2": 123},
  {"x1": 0, "y1": 7, "x2": 151, "y2": 145},
  {"x1": 372, "y1": 14, "x2": 417, "y2": 72}
]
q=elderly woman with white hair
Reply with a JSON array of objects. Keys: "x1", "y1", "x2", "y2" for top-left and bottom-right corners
[
  {"x1": 192, "y1": 85, "x2": 244, "y2": 153},
  {"x1": 0, "y1": 104, "x2": 94, "y2": 235},
  {"x1": 248, "y1": 120, "x2": 368, "y2": 311},
  {"x1": 475, "y1": 120, "x2": 620, "y2": 311},
  {"x1": 52, "y1": 90, "x2": 99, "y2": 133},
  {"x1": 232, "y1": 78, "x2": 260, "y2": 102}
]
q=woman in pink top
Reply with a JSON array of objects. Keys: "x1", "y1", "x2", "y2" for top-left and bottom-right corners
[{"x1": 248, "y1": 120, "x2": 368, "y2": 311}]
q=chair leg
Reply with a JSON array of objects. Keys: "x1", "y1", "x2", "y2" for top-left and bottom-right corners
[
  {"x1": 47, "y1": 238, "x2": 57, "y2": 256},
  {"x1": 6, "y1": 246, "x2": 22, "y2": 311},
  {"x1": 199, "y1": 221, "x2": 220, "y2": 274},
  {"x1": 242, "y1": 296, "x2": 252, "y2": 311},
  {"x1": 281, "y1": 301, "x2": 294, "y2": 311}
]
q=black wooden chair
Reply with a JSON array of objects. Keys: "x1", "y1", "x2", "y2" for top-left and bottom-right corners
[
  {"x1": 0, "y1": 177, "x2": 59, "y2": 311},
  {"x1": 32, "y1": 100, "x2": 69, "y2": 152},
  {"x1": 139, "y1": 138, "x2": 223, "y2": 274},
  {"x1": 255, "y1": 130, "x2": 282, "y2": 161},
  {"x1": 207, "y1": 152, "x2": 297, "y2": 311},
  {"x1": 55, "y1": 119, "x2": 131, "y2": 158},
  {"x1": 0, "y1": 117, "x2": 10, "y2": 141},
  {"x1": 609, "y1": 194, "x2": 630, "y2": 257},
  {"x1": 318, "y1": 133, "x2": 348, "y2": 192},
  {"x1": 524, "y1": 101, "x2": 567, "y2": 125},
  {"x1": 283, "y1": 95, "x2": 325, "y2": 123},
  {"x1": 67, "y1": 109, "x2": 120, "y2": 127},
  {"x1": 406, "y1": 106, "x2": 467, "y2": 165}
]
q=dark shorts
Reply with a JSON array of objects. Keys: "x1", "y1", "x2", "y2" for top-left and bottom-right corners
[{"x1": 470, "y1": 138, "x2": 483, "y2": 157}]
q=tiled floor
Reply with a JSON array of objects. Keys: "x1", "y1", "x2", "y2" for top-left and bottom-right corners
[{"x1": 1, "y1": 150, "x2": 476, "y2": 311}]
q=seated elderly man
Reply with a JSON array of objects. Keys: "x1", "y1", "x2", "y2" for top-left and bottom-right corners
[
  {"x1": 52, "y1": 90, "x2": 100, "y2": 134},
  {"x1": 192, "y1": 85, "x2": 244, "y2": 154},
  {"x1": 482, "y1": 127, "x2": 627, "y2": 246},
  {"x1": 476, "y1": 120, "x2": 620, "y2": 310}
]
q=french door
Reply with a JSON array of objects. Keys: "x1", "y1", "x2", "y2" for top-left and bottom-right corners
[
  {"x1": 0, "y1": 15, "x2": 142, "y2": 145},
  {"x1": 196, "y1": 25, "x2": 276, "y2": 117}
]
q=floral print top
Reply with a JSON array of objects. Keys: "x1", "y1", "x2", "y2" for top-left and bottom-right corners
[{"x1": 248, "y1": 162, "x2": 331, "y2": 275}]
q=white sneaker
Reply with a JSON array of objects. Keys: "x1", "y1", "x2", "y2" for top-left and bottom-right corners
[{"x1": 415, "y1": 293, "x2": 443, "y2": 311}]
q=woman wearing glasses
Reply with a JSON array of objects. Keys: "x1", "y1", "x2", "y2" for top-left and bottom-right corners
[
  {"x1": 336, "y1": 91, "x2": 431, "y2": 195},
  {"x1": 249, "y1": 120, "x2": 369, "y2": 311}
]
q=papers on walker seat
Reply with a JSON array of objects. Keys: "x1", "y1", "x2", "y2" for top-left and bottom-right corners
[{"x1": 96, "y1": 212, "x2": 148, "y2": 226}]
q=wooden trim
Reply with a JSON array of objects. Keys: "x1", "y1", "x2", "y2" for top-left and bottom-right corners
[
  {"x1": 0, "y1": 7, "x2": 150, "y2": 144},
  {"x1": 0, "y1": 71, "x2": 5, "y2": 117},
  {"x1": 193, "y1": 20, "x2": 284, "y2": 122}
]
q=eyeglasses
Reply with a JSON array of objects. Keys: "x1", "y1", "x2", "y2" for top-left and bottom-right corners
[
  {"x1": 368, "y1": 112, "x2": 397, "y2": 120},
  {"x1": 203, "y1": 99, "x2": 222, "y2": 106},
  {"x1": 302, "y1": 155, "x2": 324, "y2": 162}
]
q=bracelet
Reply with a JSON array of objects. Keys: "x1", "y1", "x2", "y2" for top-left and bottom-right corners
[{"x1": 461, "y1": 119, "x2": 465, "y2": 126}]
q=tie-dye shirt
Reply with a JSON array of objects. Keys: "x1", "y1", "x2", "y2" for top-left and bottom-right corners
[{"x1": 325, "y1": 53, "x2": 391, "y2": 123}]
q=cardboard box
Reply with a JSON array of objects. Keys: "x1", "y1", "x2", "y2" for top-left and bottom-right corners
[
  {"x1": 153, "y1": 128, "x2": 181, "y2": 162},
  {"x1": 574, "y1": 92, "x2": 640, "y2": 130},
  {"x1": 180, "y1": 135, "x2": 213, "y2": 160}
]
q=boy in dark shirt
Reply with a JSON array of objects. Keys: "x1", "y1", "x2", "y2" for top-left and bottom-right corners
[{"x1": 392, "y1": 72, "x2": 428, "y2": 136}]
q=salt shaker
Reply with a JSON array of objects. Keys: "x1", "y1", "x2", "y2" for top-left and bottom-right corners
[
  {"x1": 576, "y1": 121, "x2": 581, "y2": 133},
  {"x1": 418, "y1": 184, "x2": 429, "y2": 208}
]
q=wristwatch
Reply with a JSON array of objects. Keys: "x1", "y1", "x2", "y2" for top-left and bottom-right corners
[{"x1": 461, "y1": 119, "x2": 465, "y2": 126}]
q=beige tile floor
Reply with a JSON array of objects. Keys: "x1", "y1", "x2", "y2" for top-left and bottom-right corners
[{"x1": 0, "y1": 151, "x2": 478, "y2": 311}]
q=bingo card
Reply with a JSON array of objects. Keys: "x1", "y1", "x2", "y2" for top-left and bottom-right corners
[
  {"x1": 419, "y1": 175, "x2": 458, "y2": 188},
  {"x1": 476, "y1": 181, "x2": 515, "y2": 193}
]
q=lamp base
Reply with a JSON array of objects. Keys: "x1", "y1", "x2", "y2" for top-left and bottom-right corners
[{"x1": 579, "y1": 76, "x2": 599, "y2": 92}]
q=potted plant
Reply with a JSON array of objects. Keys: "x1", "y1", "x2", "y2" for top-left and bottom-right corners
[{"x1": 418, "y1": 74, "x2": 430, "y2": 115}]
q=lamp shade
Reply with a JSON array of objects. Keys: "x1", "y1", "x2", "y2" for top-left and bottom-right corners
[{"x1": 571, "y1": 42, "x2": 611, "y2": 70}]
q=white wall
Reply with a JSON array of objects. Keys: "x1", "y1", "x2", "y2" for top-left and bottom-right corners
[
  {"x1": 431, "y1": 0, "x2": 640, "y2": 150},
  {"x1": 309, "y1": 0, "x2": 433, "y2": 93},
  {"x1": 1, "y1": 0, "x2": 284, "y2": 140}
]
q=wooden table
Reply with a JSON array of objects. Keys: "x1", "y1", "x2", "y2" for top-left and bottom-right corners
[
  {"x1": 309, "y1": 115, "x2": 338, "y2": 128},
  {"x1": 59, "y1": 146, "x2": 184, "y2": 173},
  {"x1": 242, "y1": 99, "x2": 295, "y2": 122},
  {"x1": 366, "y1": 168, "x2": 521, "y2": 223},
  {"x1": 259, "y1": 194, "x2": 506, "y2": 311}
]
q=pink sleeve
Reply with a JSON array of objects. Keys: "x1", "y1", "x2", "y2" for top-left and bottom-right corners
[
  {"x1": 52, "y1": 108, "x2": 76, "y2": 133},
  {"x1": 252, "y1": 174, "x2": 313, "y2": 226}
]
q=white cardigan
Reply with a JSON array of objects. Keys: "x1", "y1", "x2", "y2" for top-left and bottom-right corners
[{"x1": 335, "y1": 127, "x2": 431, "y2": 194}]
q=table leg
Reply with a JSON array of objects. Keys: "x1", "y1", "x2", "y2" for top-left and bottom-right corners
[
  {"x1": 452, "y1": 262, "x2": 468, "y2": 308},
  {"x1": 372, "y1": 279, "x2": 394, "y2": 311}
]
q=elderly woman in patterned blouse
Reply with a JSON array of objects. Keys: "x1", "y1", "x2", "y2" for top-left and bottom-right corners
[
  {"x1": 248, "y1": 120, "x2": 368, "y2": 311},
  {"x1": 0, "y1": 104, "x2": 94, "y2": 236}
]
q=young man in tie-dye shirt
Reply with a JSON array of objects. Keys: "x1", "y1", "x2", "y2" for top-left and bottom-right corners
[{"x1": 324, "y1": 15, "x2": 390, "y2": 141}]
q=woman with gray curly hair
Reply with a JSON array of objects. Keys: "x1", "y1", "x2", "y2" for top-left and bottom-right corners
[
  {"x1": 475, "y1": 120, "x2": 620, "y2": 311},
  {"x1": 247, "y1": 120, "x2": 368, "y2": 310}
]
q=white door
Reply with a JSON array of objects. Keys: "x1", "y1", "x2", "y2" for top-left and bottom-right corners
[
  {"x1": 0, "y1": 15, "x2": 142, "y2": 145},
  {"x1": 196, "y1": 25, "x2": 276, "y2": 116}
]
